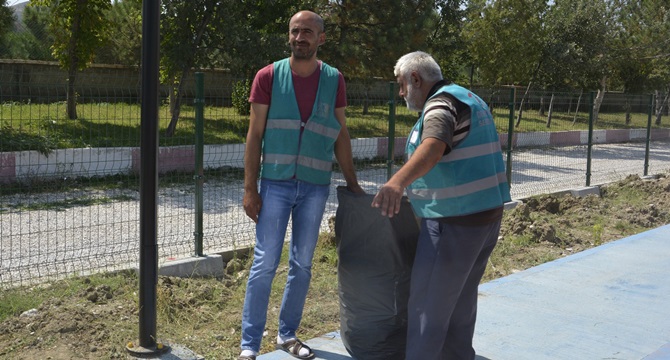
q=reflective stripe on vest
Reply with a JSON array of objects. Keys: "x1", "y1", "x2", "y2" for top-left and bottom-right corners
[
  {"x1": 261, "y1": 58, "x2": 341, "y2": 184},
  {"x1": 406, "y1": 84, "x2": 511, "y2": 218}
]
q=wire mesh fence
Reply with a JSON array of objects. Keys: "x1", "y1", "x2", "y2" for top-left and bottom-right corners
[{"x1": 1, "y1": 64, "x2": 670, "y2": 287}]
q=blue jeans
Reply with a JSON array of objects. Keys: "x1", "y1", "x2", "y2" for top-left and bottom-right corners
[{"x1": 240, "y1": 179, "x2": 330, "y2": 352}]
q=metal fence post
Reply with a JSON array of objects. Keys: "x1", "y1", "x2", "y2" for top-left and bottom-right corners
[
  {"x1": 586, "y1": 91, "x2": 595, "y2": 186},
  {"x1": 129, "y1": 0, "x2": 165, "y2": 355},
  {"x1": 506, "y1": 87, "x2": 515, "y2": 186},
  {"x1": 387, "y1": 82, "x2": 396, "y2": 181},
  {"x1": 644, "y1": 93, "x2": 655, "y2": 176},
  {"x1": 194, "y1": 72, "x2": 205, "y2": 257}
]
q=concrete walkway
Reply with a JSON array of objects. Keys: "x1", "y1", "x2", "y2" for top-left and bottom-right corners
[{"x1": 258, "y1": 224, "x2": 670, "y2": 360}]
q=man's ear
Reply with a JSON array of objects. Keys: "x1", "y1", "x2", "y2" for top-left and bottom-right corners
[
  {"x1": 318, "y1": 32, "x2": 326, "y2": 46},
  {"x1": 410, "y1": 72, "x2": 421, "y2": 88}
]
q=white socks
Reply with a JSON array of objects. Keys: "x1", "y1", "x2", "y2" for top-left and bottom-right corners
[
  {"x1": 277, "y1": 335, "x2": 310, "y2": 357},
  {"x1": 240, "y1": 336, "x2": 309, "y2": 358},
  {"x1": 240, "y1": 349, "x2": 256, "y2": 357}
]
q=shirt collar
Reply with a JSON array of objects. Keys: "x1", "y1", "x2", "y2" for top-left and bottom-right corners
[{"x1": 425, "y1": 79, "x2": 449, "y2": 101}]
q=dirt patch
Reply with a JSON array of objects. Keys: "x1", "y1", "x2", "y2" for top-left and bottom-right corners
[
  {"x1": 488, "y1": 174, "x2": 670, "y2": 278},
  {"x1": 0, "y1": 174, "x2": 669, "y2": 360}
]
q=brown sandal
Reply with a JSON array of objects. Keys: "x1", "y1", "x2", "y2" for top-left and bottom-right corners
[{"x1": 275, "y1": 338, "x2": 315, "y2": 359}]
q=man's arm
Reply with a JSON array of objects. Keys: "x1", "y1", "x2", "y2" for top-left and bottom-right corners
[
  {"x1": 371, "y1": 137, "x2": 446, "y2": 217},
  {"x1": 243, "y1": 102, "x2": 269, "y2": 223},
  {"x1": 333, "y1": 107, "x2": 364, "y2": 194}
]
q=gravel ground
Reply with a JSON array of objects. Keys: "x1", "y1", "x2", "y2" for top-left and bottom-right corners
[{"x1": 1, "y1": 140, "x2": 669, "y2": 287}]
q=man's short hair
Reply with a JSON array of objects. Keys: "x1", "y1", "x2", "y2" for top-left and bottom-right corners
[{"x1": 394, "y1": 51, "x2": 443, "y2": 83}]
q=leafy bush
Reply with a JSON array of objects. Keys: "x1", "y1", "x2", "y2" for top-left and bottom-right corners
[
  {"x1": 232, "y1": 79, "x2": 251, "y2": 116},
  {"x1": 0, "y1": 125, "x2": 57, "y2": 155}
]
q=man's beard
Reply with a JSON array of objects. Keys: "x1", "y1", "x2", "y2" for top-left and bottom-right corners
[
  {"x1": 405, "y1": 85, "x2": 423, "y2": 112},
  {"x1": 290, "y1": 41, "x2": 317, "y2": 60}
]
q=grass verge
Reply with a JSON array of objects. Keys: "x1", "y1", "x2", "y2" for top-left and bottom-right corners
[{"x1": 1, "y1": 102, "x2": 661, "y2": 153}]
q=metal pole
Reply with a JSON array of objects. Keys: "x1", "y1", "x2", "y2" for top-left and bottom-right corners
[
  {"x1": 644, "y1": 93, "x2": 654, "y2": 176},
  {"x1": 194, "y1": 73, "x2": 205, "y2": 256},
  {"x1": 586, "y1": 92, "x2": 594, "y2": 187},
  {"x1": 127, "y1": 0, "x2": 167, "y2": 355},
  {"x1": 387, "y1": 82, "x2": 396, "y2": 181},
  {"x1": 506, "y1": 87, "x2": 515, "y2": 186}
]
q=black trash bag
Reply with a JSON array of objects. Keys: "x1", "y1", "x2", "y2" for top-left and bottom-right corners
[{"x1": 334, "y1": 186, "x2": 420, "y2": 360}]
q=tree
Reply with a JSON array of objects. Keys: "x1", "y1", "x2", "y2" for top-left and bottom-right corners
[
  {"x1": 213, "y1": 0, "x2": 314, "y2": 78},
  {"x1": 319, "y1": 0, "x2": 433, "y2": 80},
  {"x1": 426, "y1": 0, "x2": 470, "y2": 85},
  {"x1": 535, "y1": 0, "x2": 609, "y2": 127},
  {"x1": 160, "y1": 0, "x2": 227, "y2": 136},
  {"x1": 31, "y1": 0, "x2": 112, "y2": 120},
  {"x1": 0, "y1": 0, "x2": 16, "y2": 57},
  {"x1": 540, "y1": 1, "x2": 608, "y2": 91},
  {"x1": 316, "y1": 0, "x2": 433, "y2": 114},
  {"x1": 463, "y1": 0, "x2": 547, "y2": 127},
  {"x1": 95, "y1": 0, "x2": 142, "y2": 66},
  {"x1": 575, "y1": 0, "x2": 615, "y2": 124},
  {"x1": 9, "y1": 4, "x2": 55, "y2": 60},
  {"x1": 462, "y1": 0, "x2": 547, "y2": 87},
  {"x1": 616, "y1": 0, "x2": 670, "y2": 126},
  {"x1": 161, "y1": 0, "x2": 315, "y2": 135}
]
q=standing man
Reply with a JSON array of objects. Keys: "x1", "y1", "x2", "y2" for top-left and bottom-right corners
[
  {"x1": 239, "y1": 10, "x2": 363, "y2": 360},
  {"x1": 372, "y1": 51, "x2": 511, "y2": 360}
]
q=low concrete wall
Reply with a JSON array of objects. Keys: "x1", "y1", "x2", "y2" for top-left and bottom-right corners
[
  {"x1": 1, "y1": 128, "x2": 668, "y2": 184},
  {"x1": 0, "y1": 59, "x2": 237, "y2": 104}
]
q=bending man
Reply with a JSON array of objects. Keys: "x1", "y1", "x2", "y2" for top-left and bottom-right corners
[{"x1": 372, "y1": 51, "x2": 511, "y2": 360}]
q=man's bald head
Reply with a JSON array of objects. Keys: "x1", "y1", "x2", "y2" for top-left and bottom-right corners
[{"x1": 290, "y1": 11, "x2": 324, "y2": 33}]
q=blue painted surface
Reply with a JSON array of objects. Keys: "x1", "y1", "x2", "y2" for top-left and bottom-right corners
[
  {"x1": 258, "y1": 224, "x2": 670, "y2": 360},
  {"x1": 258, "y1": 332, "x2": 351, "y2": 360},
  {"x1": 474, "y1": 224, "x2": 670, "y2": 360},
  {"x1": 644, "y1": 342, "x2": 670, "y2": 359}
]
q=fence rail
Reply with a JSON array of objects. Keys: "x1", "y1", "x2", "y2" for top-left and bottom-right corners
[{"x1": 1, "y1": 71, "x2": 669, "y2": 287}]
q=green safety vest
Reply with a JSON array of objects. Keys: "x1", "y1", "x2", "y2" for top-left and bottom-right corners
[
  {"x1": 406, "y1": 84, "x2": 511, "y2": 218},
  {"x1": 261, "y1": 58, "x2": 341, "y2": 185}
]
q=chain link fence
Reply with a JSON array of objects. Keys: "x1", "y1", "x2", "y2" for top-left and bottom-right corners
[{"x1": 1, "y1": 64, "x2": 669, "y2": 287}]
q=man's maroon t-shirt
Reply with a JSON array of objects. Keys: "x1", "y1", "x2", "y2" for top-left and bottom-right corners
[{"x1": 248, "y1": 61, "x2": 347, "y2": 123}]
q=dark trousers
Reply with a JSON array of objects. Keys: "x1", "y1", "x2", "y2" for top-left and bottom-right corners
[{"x1": 405, "y1": 218, "x2": 502, "y2": 360}]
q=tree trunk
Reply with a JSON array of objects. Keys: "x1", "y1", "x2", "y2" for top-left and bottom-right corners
[
  {"x1": 487, "y1": 90, "x2": 498, "y2": 109},
  {"x1": 515, "y1": 82, "x2": 532, "y2": 127},
  {"x1": 539, "y1": 94, "x2": 545, "y2": 117},
  {"x1": 363, "y1": 89, "x2": 369, "y2": 115},
  {"x1": 567, "y1": 96, "x2": 573, "y2": 115},
  {"x1": 545, "y1": 93, "x2": 555, "y2": 128},
  {"x1": 164, "y1": 8, "x2": 212, "y2": 137},
  {"x1": 655, "y1": 89, "x2": 669, "y2": 126},
  {"x1": 66, "y1": 0, "x2": 83, "y2": 120},
  {"x1": 470, "y1": 64, "x2": 475, "y2": 89},
  {"x1": 514, "y1": 60, "x2": 543, "y2": 128},
  {"x1": 624, "y1": 101, "x2": 631, "y2": 125},
  {"x1": 592, "y1": 76, "x2": 607, "y2": 125},
  {"x1": 572, "y1": 89, "x2": 583, "y2": 126},
  {"x1": 165, "y1": 69, "x2": 189, "y2": 137},
  {"x1": 67, "y1": 67, "x2": 78, "y2": 120}
]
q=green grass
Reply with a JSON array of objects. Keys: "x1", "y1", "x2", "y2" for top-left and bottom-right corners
[
  {"x1": 490, "y1": 108, "x2": 654, "y2": 132},
  {"x1": 0, "y1": 272, "x2": 132, "y2": 322},
  {"x1": 1, "y1": 101, "x2": 663, "y2": 154},
  {"x1": 0, "y1": 289, "x2": 45, "y2": 321}
]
